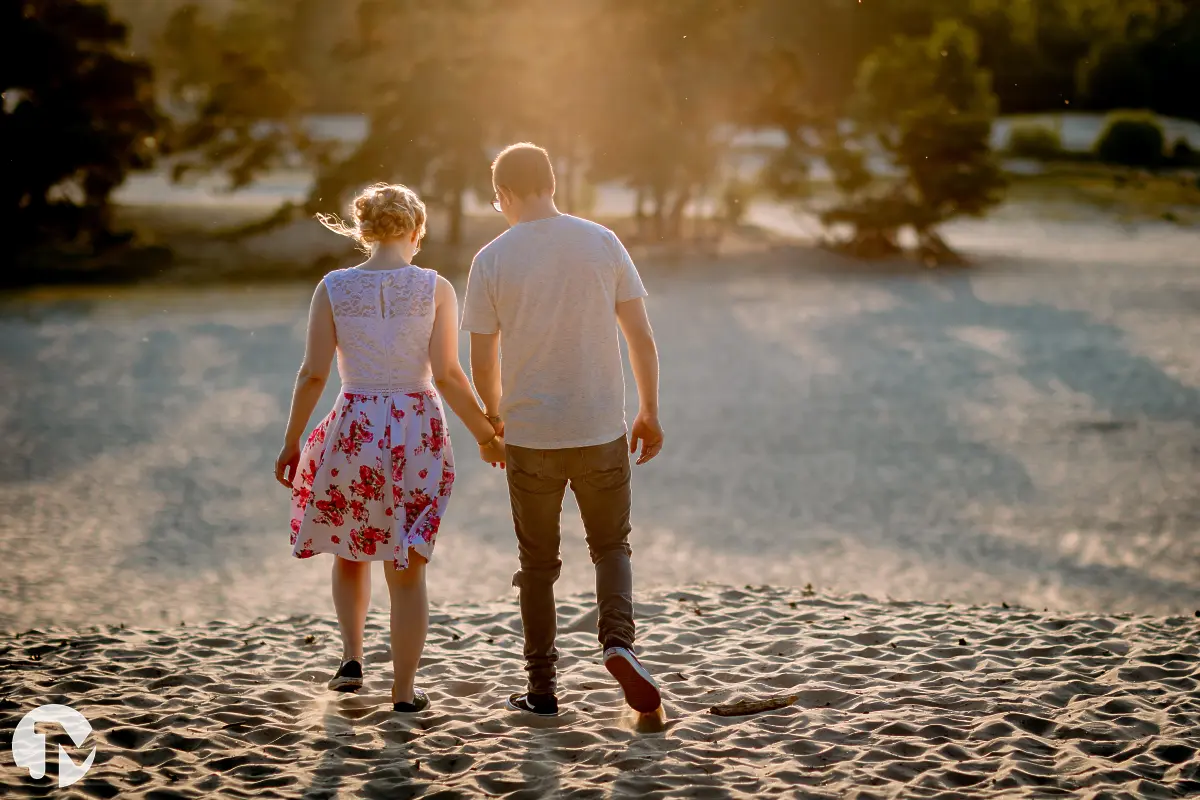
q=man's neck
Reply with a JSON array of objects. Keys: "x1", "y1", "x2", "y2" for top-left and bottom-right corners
[{"x1": 515, "y1": 196, "x2": 561, "y2": 224}]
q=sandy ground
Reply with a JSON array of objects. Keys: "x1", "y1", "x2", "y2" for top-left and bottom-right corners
[
  {"x1": 2, "y1": 585, "x2": 1197, "y2": 798},
  {"x1": 2, "y1": 215, "x2": 1199, "y2": 631},
  {"x1": 2, "y1": 209, "x2": 1199, "y2": 798}
]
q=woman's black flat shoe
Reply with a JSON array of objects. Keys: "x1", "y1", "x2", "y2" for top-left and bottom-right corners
[
  {"x1": 393, "y1": 688, "x2": 430, "y2": 713},
  {"x1": 327, "y1": 659, "x2": 364, "y2": 692}
]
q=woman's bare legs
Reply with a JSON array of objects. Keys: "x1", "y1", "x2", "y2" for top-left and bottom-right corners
[
  {"x1": 331, "y1": 557, "x2": 372, "y2": 660},
  {"x1": 384, "y1": 548, "x2": 428, "y2": 704}
]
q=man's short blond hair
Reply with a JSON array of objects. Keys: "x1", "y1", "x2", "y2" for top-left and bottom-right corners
[{"x1": 492, "y1": 142, "x2": 555, "y2": 198}]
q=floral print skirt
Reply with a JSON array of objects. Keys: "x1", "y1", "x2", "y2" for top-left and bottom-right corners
[{"x1": 290, "y1": 390, "x2": 454, "y2": 569}]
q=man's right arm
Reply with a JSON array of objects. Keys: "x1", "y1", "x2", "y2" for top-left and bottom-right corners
[
  {"x1": 460, "y1": 254, "x2": 503, "y2": 425},
  {"x1": 616, "y1": 296, "x2": 664, "y2": 464},
  {"x1": 469, "y1": 332, "x2": 503, "y2": 419}
]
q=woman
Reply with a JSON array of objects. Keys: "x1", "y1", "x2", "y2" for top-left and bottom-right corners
[{"x1": 274, "y1": 183, "x2": 504, "y2": 713}]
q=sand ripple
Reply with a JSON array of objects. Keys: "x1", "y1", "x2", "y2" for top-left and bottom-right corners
[{"x1": 2, "y1": 585, "x2": 1198, "y2": 798}]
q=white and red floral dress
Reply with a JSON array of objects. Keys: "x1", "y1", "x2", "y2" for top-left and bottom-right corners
[{"x1": 290, "y1": 266, "x2": 454, "y2": 569}]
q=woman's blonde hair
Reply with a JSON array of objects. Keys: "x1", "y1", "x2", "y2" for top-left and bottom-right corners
[{"x1": 316, "y1": 183, "x2": 427, "y2": 254}]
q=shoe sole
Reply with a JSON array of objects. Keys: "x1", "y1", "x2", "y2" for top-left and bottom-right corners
[
  {"x1": 328, "y1": 677, "x2": 363, "y2": 692},
  {"x1": 505, "y1": 697, "x2": 560, "y2": 717},
  {"x1": 605, "y1": 652, "x2": 662, "y2": 713}
]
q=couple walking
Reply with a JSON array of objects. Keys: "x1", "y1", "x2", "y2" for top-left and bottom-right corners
[{"x1": 274, "y1": 143, "x2": 665, "y2": 717}]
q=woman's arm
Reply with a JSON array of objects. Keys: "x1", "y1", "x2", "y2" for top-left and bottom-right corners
[
  {"x1": 275, "y1": 281, "x2": 336, "y2": 487},
  {"x1": 430, "y1": 276, "x2": 505, "y2": 461}
]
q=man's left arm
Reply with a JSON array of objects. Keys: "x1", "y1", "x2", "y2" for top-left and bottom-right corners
[{"x1": 617, "y1": 297, "x2": 663, "y2": 465}]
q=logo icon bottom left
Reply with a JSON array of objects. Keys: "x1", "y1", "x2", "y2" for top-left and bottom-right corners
[{"x1": 12, "y1": 704, "x2": 96, "y2": 788}]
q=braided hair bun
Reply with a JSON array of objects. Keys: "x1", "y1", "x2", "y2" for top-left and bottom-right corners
[{"x1": 317, "y1": 183, "x2": 427, "y2": 253}]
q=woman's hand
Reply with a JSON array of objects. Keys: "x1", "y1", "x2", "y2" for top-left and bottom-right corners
[
  {"x1": 479, "y1": 435, "x2": 506, "y2": 469},
  {"x1": 275, "y1": 441, "x2": 301, "y2": 488}
]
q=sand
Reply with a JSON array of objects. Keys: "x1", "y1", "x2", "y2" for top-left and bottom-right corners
[
  {"x1": 3, "y1": 205, "x2": 1199, "y2": 795},
  {"x1": 3, "y1": 585, "x2": 1198, "y2": 798}
]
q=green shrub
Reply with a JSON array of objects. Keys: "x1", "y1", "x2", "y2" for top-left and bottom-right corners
[
  {"x1": 1095, "y1": 111, "x2": 1166, "y2": 167},
  {"x1": 1170, "y1": 138, "x2": 1199, "y2": 168},
  {"x1": 1006, "y1": 124, "x2": 1063, "y2": 160}
]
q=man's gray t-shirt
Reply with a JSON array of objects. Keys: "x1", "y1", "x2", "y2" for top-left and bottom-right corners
[{"x1": 460, "y1": 214, "x2": 647, "y2": 449}]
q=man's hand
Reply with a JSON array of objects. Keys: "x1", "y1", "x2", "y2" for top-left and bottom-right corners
[
  {"x1": 487, "y1": 414, "x2": 505, "y2": 438},
  {"x1": 629, "y1": 413, "x2": 664, "y2": 465},
  {"x1": 479, "y1": 435, "x2": 506, "y2": 469},
  {"x1": 274, "y1": 440, "x2": 301, "y2": 487}
]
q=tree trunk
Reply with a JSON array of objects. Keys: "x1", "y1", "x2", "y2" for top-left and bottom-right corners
[
  {"x1": 446, "y1": 157, "x2": 466, "y2": 246},
  {"x1": 634, "y1": 188, "x2": 646, "y2": 240},
  {"x1": 448, "y1": 192, "x2": 464, "y2": 246},
  {"x1": 651, "y1": 186, "x2": 666, "y2": 241},
  {"x1": 561, "y1": 150, "x2": 575, "y2": 214},
  {"x1": 667, "y1": 188, "x2": 690, "y2": 241},
  {"x1": 915, "y1": 227, "x2": 963, "y2": 266}
]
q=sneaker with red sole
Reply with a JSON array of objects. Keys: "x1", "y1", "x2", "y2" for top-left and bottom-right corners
[{"x1": 603, "y1": 646, "x2": 661, "y2": 712}]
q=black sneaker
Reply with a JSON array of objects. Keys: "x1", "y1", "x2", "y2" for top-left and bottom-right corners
[
  {"x1": 604, "y1": 646, "x2": 661, "y2": 713},
  {"x1": 393, "y1": 689, "x2": 430, "y2": 713},
  {"x1": 506, "y1": 692, "x2": 560, "y2": 717},
  {"x1": 327, "y1": 659, "x2": 363, "y2": 692}
]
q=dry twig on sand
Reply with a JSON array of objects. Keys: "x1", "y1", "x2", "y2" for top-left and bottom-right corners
[{"x1": 709, "y1": 694, "x2": 799, "y2": 717}]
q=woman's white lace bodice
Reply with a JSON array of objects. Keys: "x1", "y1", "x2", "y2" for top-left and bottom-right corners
[{"x1": 323, "y1": 266, "x2": 438, "y2": 393}]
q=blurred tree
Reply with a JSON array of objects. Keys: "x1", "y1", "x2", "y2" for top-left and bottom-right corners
[
  {"x1": 2, "y1": 0, "x2": 160, "y2": 256},
  {"x1": 844, "y1": 0, "x2": 1189, "y2": 116},
  {"x1": 1080, "y1": 2, "x2": 1200, "y2": 122},
  {"x1": 112, "y1": 0, "x2": 355, "y2": 111},
  {"x1": 1094, "y1": 111, "x2": 1166, "y2": 167},
  {"x1": 1005, "y1": 123, "x2": 1065, "y2": 160},
  {"x1": 307, "y1": 0, "x2": 507, "y2": 246},
  {"x1": 132, "y1": 0, "x2": 1198, "y2": 264},
  {"x1": 585, "y1": 0, "x2": 744, "y2": 241},
  {"x1": 490, "y1": 0, "x2": 605, "y2": 215},
  {"x1": 156, "y1": 0, "x2": 323, "y2": 188},
  {"x1": 743, "y1": 0, "x2": 858, "y2": 203},
  {"x1": 823, "y1": 20, "x2": 1006, "y2": 262}
]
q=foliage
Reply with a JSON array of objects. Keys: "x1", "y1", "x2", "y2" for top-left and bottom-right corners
[
  {"x1": 1006, "y1": 124, "x2": 1064, "y2": 160},
  {"x1": 721, "y1": 179, "x2": 755, "y2": 227},
  {"x1": 1094, "y1": 111, "x2": 1166, "y2": 167},
  {"x1": 156, "y1": 1, "x2": 324, "y2": 188},
  {"x1": 310, "y1": 0, "x2": 513, "y2": 245},
  {"x1": 585, "y1": 0, "x2": 745, "y2": 241},
  {"x1": 22, "y1": 0, "x2": 1199, "y2": 270},
  {"x1": 1078, "y1": 3, "x2": 1200, "y2": 122},
  {"x1": 2, "y1": 0, "x2": 160, "y2": 255},
  {"x1": 821, "y1": 21, "x2": 1006, "y2": 262},
  {"x1": 1169, "y1": 138, "x2": 1199, "y2": 168}
]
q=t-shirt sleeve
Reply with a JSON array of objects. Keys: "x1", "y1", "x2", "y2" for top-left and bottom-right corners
[
  {"x1": 460, "y1": 255, "x2": 499, "y2": 333},
  {"x1": 611, "y1": 232, "x2": 647, "y2": 303}
]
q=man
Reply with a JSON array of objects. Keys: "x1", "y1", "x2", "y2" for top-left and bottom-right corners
[{"x1": 461, "y1": 142, "x2": 664, "y2": 717}]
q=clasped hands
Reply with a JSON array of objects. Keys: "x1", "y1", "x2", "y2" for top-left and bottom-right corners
[{"x1": 478, "y1": 414, "x2": 506, "y2": 468}]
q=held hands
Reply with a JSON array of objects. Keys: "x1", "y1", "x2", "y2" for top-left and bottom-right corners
[
  {"x1": 630, "y1": 412, "x2": 664, "y2": 465},
  {"x1": 479, "y1": 436, "x2": 506, "y2": 468},
  {"x1": 479, "y1": 414, "x2": 506, "y2": 469},
  {"x1": 274, "y1": 440, "x2": 301, "y2": 488}
]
